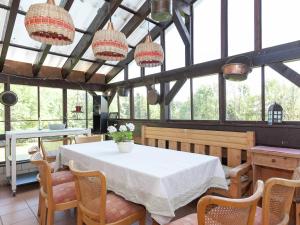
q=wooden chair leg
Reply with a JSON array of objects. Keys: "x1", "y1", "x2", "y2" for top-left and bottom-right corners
[
  {"x1": 296, "y1": 203, "x2": 300, "y2": 225},
  {"x1": 46, "y1": 208, "x2": 54, "y2": 225},
  {"x1": 77, "y1": 209, "x2": 83, "y2": 225},
  {"x1": 40, "y1": 199, "x2": 46, "y2": 225},
  {"x1": 38, "y1": 191, "x2": 41, "y2": 219}
]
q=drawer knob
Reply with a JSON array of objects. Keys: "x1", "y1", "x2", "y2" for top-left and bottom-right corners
[{"x1": 272, "y1": 159, "x2": 276, "y2": 163}]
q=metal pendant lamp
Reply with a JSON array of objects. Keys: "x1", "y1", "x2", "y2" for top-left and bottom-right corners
[
  {"x1": 25, "y1": 0, "x2": 75, "y2": 45},
  {"x1": 92, "y1": 21, "x2": 128, "y2": 61},
  {"x1": 134, "y1": 33, "x2": 164, "y2": 67}
]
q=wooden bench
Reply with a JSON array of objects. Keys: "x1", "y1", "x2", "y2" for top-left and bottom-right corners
[{"x1": 141, "y1": 125, "x2": 255, "y2": 198}]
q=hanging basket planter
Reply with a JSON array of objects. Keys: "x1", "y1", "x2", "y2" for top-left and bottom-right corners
[
  {"x1": 134, "y1": 35, "x2": 164, "y2": 67},
  {"x1": 25, "y1": 0, "x2": 75, "y2": 45},
  {"x1": 222, "y1": 56, "x2": 252, "y2": 81},
  {"x1": 92, "y1": 21, "x2": 128, "y2": 61}
]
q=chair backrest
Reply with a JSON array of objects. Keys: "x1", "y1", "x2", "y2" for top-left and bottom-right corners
[
  {"x1": 262, "y1": 177, "x2": 300, "y2": 225},
  {"x1": 30, "y1": 152, "x2": 53, "y2": 199},
  {"x1": 74, "y1": 135, "x2": 103, "y2": 144},
  {"x1": 141, "y1": 126, "x2": 255, "y2": 166},
  {"x1": 41, "y1": 137, "x2": 72, "y2": 160},
  {"x1": 69, "y1": 160, "x2": 106, "y2": 225},
  {"x1": 197, "y1": 180, "x2": 264, "y2": 225}
]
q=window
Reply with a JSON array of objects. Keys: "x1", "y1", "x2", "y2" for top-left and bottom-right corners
[
  {"x1": 170, "y1": 80, "x2": 191, "y2": 120},
  {"x1": 134, "y1": 87, "x2": 147, "y2": 119},
  {"x1": 149, "y1": 84, "x2": 160, "y2": 120},
  {"x1": 39, "y1": 87, "x2": 63, "y2": 129},
  {"x1": 193, "y1": 75, "x2": 219, "y2": 120},
  {"x1": 119, "y1": 94, "x2": 130, "y2": 119},
  {"x1": 262, "y1": 0, "x2": 300, "y2": 48},
  {"x1": 109, "y1": 70, "x2": 124, "y2": 83},
  {"x1": 228, "y1": 0, "x2": 254, "y2": 55},
  {"x1": 194, "y1": 0, "x2": 220, "y2": 63},
  {"x1": 0, "y1": 83, "x2": 4, "y2": 162},
  {"x1": 165, "y1": 24, "x2": 185, "y2": 70},
  {"x1": 67, "y1": 90, "x2": 87, "y2": 128},
  {"x1": 109, "y1": 94, "x2": 118, "y2": 113},
  {"x1": 128, "y1": 61, "x2": 140, "y2": 79},
  {"x1": 226, "y1": 68, "x2": 262, "y2": 121},
  {"x1": 87, "y1": 92, "x2": 94, "y2": 128},
  {"x1": 265, "y1": 66, "x2": 300, "y2": 121}
]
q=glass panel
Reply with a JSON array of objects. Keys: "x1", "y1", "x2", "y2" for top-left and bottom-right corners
[
  {"x1": 67, "y1": 89, "x2": 87, "y2": 120},
  {"x1": 11, "y1": 85, "x2": 38, "y2": 121},
  {"x1": 194, "y1": 0, "x2": 220, "y2": 63},
  {"x1": 69, "y1": 0, "x2": 105, "y2": 30},
  {"x1": 134, "y1": 87, "x2": 147, "y2": 119},
  {"x1": 226, "y1": 68, "x2": 262, "y2": 121},
  {"x1": 109, "y1": 94, "x2": 118, "y2": 113},
  {"x1": 149, "y1": 84, "x2": 160, "y2": 120},
  {"x1": 170, "y1": 79, "x2": 191, "y2": 120},
  {"x1": 43, "y1": 54, "x2": 67, "y2": 68},
  {"x1": 19, "y1": 0, "x2": 60, "y2": 11},
  {"x1": 0, "y1": 0, "x2": 10, "y2": 6},
  {"x1": 13, "y1": 138, "x2": 39, "y2": 161},
  {"x1": 284, "y1": 60, "x2": 300, "y2": 74},
  {"x1": 82, "y1": 46, "x2": 95, "y2": 60},
  {"x1": 109, "y1": 70, "x2": 124, "y2": 83},
  {"x1": 128, "y1": 61, "x2": 140, "y2": 79},
  {"x1": 87, "y1": 92, "x2": 93, "y2": 120},
  {"x1": 165, "y1": 24, "x2": 185, "y2": 70},
  {"x1": 262, "y1": 0, "x2": 300, "y2": 48},
  {"x1": 193, "y1": 75, "x2": 219, "y2": 120},
  {"x1": 0, "y1": 9, "x2": 7, "y2": 41},
  {"x1": 127, "y1": 20, "x2": 155, "y2": 46},
  {"x1": 0, "y1": 83, "x2": 4, "y2": 134},
  {"x1": 51, "y1": 32, "x2": 83, "y2": 55},
  {"x1": 97, "y1": 65, "x2": 114, "y2": 75},
  {"x1": 265, "y1": 66, "x2": 300, "y2": 121},
  {"x1": 40, "y1": 87, "x2": 63, "y2": 121},
  {"x1": 68, "y1": 120, "x2": 86, "y2": 128},
  {"x1": 111, "y1": 8, "x2": 134, "y2": 31},
  {"x1": 121, "y1": 0, "x2": 146, "y2": 11},
  {"x1": 119, "y1": 94, "x2": 130, "y2": 119},
  {"x1": 228, "y1": 0, "x2": 254, "y2": 55},
  {"x1": 73, "y1": 60, "x2": 93, "y2": 72},
  {"x1": 6, "y1": 47, "x2": 38, "y2": 64}
]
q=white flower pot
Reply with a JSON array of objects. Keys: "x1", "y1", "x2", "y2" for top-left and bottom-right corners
[{"x1": 117, "y1": 141, "x2": 134, "y2": 153}]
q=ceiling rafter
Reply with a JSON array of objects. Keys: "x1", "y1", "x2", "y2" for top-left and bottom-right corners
[
  {"x1": 165, "y1": 78, "x2": 187, "y2": 105},
  {"x1": 61, "y1": 0, "x2": 122, "y2": 79},
  {"x1": 269, "y1": 62, "x2": 300, "y2": 87},
  {"x1": 85, "y1": 1, "x2": 151, "y2": 83},
  {"x1": 33, "y1": 0, "x2": 74, "y2": 77},
  {"x1": 0, "y1": 0, "x2": 21, "y2": 72},
  {"x1": 105, "y1": 21, "x2": 173, "y2": 84}
]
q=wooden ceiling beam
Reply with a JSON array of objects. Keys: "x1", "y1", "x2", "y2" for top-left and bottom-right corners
[
  {"x1": 33, "y1": 0, "x2": 74, "y2": 77},
  {"x1": 0, "y1": 0, "x2": 20, "y2": 72},
  {"x1": 165, "y1": 78, "x2": 187, "y2": 105},
  {"x1": 269, "y1": 62, "x2": 300, "y2": 88},
  {"x1": 85, "y1": 1, "x2": 151, "y2": 83},
  {"x1": 61, "y1": 0, "x2": 122, "y2": 79}
]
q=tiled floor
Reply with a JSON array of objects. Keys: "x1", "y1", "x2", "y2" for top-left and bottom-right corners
[{"x1": 0, "y1": 184, "x2": 197, "y2": 225}]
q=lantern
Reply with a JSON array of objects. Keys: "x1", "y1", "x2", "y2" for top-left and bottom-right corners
[
  {"x1": 268, "y1": 103, "x2": 283, "y2": 125},
  {"x1": 25, "y1": 0, "x2": 75, "y2": 45},
  {"x1": 151, "y1": 0, "x2": 172, "y2": 22},
  {"x1": 92, "y1": 21, "x2": 128, "y2": 61},
  {"x1": 134, "y1": 35, "x2": 164, "y2": 67}
]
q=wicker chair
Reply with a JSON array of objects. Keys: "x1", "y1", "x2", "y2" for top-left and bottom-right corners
[
  {"x1": 69, "y1": 160, "x2": 146, "y2": 225},
  {"x1": 74, "y1": 135, "x2": 103, "y2": 144},
  {"x1": 254, "y1": 176, "x2": 300, "y2": 225},
  {"x1": 167, "y1": 180, "x2": 264, "y2": 225},
  {"x1": 30, "y1": 152, "x2": 77, "y2": 225}
]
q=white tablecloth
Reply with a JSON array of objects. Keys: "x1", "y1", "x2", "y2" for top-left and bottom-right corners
[{"x1": 57, "y1": 141, "x2": 227, "y2": 224}]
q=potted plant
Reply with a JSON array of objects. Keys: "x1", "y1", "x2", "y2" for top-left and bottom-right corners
[{"x1": 107, "y1": 123, "x2": 135, "y2": 153}]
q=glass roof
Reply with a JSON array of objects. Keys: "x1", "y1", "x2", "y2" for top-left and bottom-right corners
[
  {"x1": 110, "y1": 8, "x2": 133, "y2": 31},
  {"x1": 19, "y1": 0, "x2": 60, "y2": 11},
  {"x1": 121, "y1": 0, "x2": 146, "y2": 11},
  {"x1": 69, "y1": 0, "x2": 105, "y2": 31},
  {"x1": 51, "y1": 32, "x2": 83, "y2": 55},
  {"x1": 73, "y1": 60, "x2": 93, "y2": 72},
  {"x1": 97, "y1": 65, "x2": 114, "y2": 75},
  {"x1": 0, "y1": 0, "x2": 10, "y2": 6},
  {"x1": 11, "y1": 14, "x2": 42, "y2": 48},
  {"x1": 43, "y1": 54, "x2": 67, "y2": 68},
  {"x1": 82, "y1": 46, "x2": 95, "y2": 60},
  {"x1": 127, "y1": 20, "x2": 155, "y2": 46},
  {"x1": 0, "y1": 9, "x2": 7, "y2": 41},
  {"x1": 6, "y1": 46, "x2": 38, "y2": 64}
]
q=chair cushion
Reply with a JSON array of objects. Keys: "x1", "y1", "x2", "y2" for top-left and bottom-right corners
[
  {"x1": 226, "y1": 175, "x2": 249, "y2": 185},
  {"x1": 53, "y1": 182, "x2": 76, "y2": 204},
  {"x1": 222, "y1": 165, "x2": 232, "y2": 178},
  {"x1": 51, "y1": 171, "x2": 74, "y2": 186},
  {"x1": 85, "y1": 193, "x2": 144, "y2": 223},
  {"x1": 167, "y1": 213, "x2": 198, "y2": 225}
]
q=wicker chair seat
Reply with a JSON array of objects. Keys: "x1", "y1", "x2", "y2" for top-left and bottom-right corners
[
  {"x1": 52, "y1": 170, "x2": 74, "y2": 186},
  {"x1": 52, "y1": 182, "x2": 76, "y2": 204},
  {"x1": 85, "y1": 192, "x2": 144, "y2": 223}
]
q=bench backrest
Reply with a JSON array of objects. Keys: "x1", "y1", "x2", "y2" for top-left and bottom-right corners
[{"x1": 141, "y1": 126, "x2": 255, "y2": 167}]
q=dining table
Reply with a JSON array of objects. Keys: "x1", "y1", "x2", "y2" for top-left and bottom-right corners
[{"x1": 56, "y1": 140, "x2": 227, "y2": 224}]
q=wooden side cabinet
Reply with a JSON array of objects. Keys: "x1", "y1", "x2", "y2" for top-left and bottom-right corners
[{"x1": 251, "y1": 146, "x2": 300, "y2": 225}]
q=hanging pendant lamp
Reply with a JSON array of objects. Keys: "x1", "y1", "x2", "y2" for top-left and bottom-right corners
[
  {"x1": 151, "y1": 0, "x2": 172, "y2": 22},
  {"x1": 92, "y1": 21, "x2": 128, "y2": 61},
  {"x1": 134, "y1": 34, "x2": 164, "y2": 67},
  {"x1": 24, "y1": 0, "x2": 75, "y2": 45}
]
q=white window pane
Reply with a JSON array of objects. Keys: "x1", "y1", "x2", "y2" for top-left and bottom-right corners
[
  {"x1": 127, "y1": 21, "x2": 155, "y2": 46},
  {"x1": 6, "y1": 47, "x2": 38, "y2": 64},
  {"x1": 19, "y1": 0, "x2": 60, "y2": 11},
  {"x1": 110, "y1": 8, "x2": 134, "y2": 31},
  {"x1": 40, "y1": 87, "x2": 63, "y2": 120},
  {"x1": 121, "y1": 0, "x2": 146, "y2": 11},
  {"x1": 82, "y1": 46, "x2": 95, "y2": 60},
  {"x1": 0, "y1": 9, "x2": 8, "y2": 41},
  {"x1": 134, "y1": 87, "x2": 147, "y2": 119},
  {"x1": 284, "y1": 60, "x2": 300, "y2": 74},
  {"x1": 119, "y1": 94, "x2": 130, "y2": 119},
  {"x1": 43, "y1": 54, "x2": 67, "y2": 68},
  {"x1": 67, "y1": 90, "x2": 86, "y2": 120},
  {"x1": 128, "y1": 61, "x2": 140, "y2": 79},
  {"x1": 149, "y1": 84, "x2": 160, "y2": 120},
  {"x1": 73, "y1": 60, "x2": 93, "y2": 72},
  {"x1": 97, "y1": 65, "x2": 114, "y2": 75},
  {"x1": 0, "y1": 0, "x2": 10, "y2": 6},
  {"x1": 109, "y1": 70, "x2": 124, "y2": 83}
]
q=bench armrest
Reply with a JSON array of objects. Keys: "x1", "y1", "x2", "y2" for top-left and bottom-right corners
[{"x1": 229, "y1": 162, "x2": 252, "y2": 178}]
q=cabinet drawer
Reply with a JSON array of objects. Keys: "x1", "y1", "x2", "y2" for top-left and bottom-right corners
[{"x1": 253, "y1": 154, "x2": 298, "y2": 170}]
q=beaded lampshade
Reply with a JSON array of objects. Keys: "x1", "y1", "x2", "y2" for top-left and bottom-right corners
[
  {"x1": 24, "y1": 0, "x2": 75, "y2": 45},
  {"x1": 92, "y1": 21, "x2": 128, "y2": 61}
]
